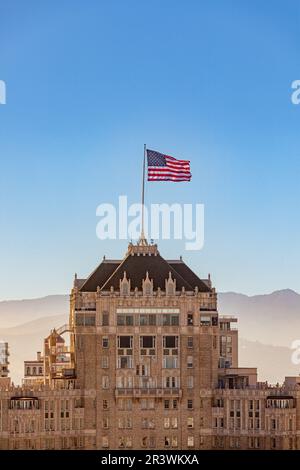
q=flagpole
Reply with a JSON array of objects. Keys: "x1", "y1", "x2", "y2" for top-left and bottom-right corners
[{"x1": 141, "y1": 144, "x2": 146, "y2": 243}]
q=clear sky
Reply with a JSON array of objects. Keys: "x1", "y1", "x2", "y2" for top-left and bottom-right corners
[{"x1": 0, "y1": 0, "x2": 300, "y2": 300}]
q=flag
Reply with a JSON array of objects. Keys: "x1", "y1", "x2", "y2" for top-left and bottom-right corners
[{"x1": 147, "y1": 149, "x2": 191, "y2": 182}]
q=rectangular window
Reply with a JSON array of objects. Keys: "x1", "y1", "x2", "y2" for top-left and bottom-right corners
[
  {"x1": 187, "y1": 356, "x2": 193, "y2": 368},
  {"x1": 139, "y1": 314, "x2": 156, "y2": 325},
  {"x1": 163, "y1": 336, "x2": 178, "y2": 348},
  {"x1": 271, "y1": 418, "x2": 276, "y2": 430},
  {"x1": 102, "y1": 417, "x2": 109, "y2": 429},
  {"x1": 187, "y1": 436, "x2": 194, "y2": 447},
  {"x1": 141, "y1": 399, "x2": 147, "y2": 410},
  {"x1": 102, "y1": 337, "x2": 109, "y2": 348},
  {"x1": 187, "y1": 399, "x2": 193, "y2": 410},
  {"x1": 165, "y1": 376, "x2": 179, "y2": 388},
  {"x1": 117, "y1": 314, "x2": 133, "y2": 326},
  {"x1": 171, "y1": 417, "x2": 178, "y2": 428},
  {"x1": 163, "y1": 356, "x2": 178, "y2": 369},
  {"x1": 102, "y1": 313, "x2": 109, "y2": 326},
  {"x1": 118, "y1": 336, "x2": 133, "y2": 348},
  {"x1": 101, "y1": 356, "x2": 109, "y2": 368},
  {"x1": 102, "y1": 436, "x2": 108, "y2": 448},
  {"x1": 162, "y1": 314, "x2": 179, "y2": 326},
  {"x1": 187, "y1": 313, "x2": 193, "y2": 325},
  {"x1": 187, "y1": 376, "x2": 194, "y2": 388},
  {"x1": 84, "y1": 315, "x2": 95, "y2": 326},
  {"x1": 187, "y1": 336, "x2": 193, "y2": 348},
  {"x1": 102, "y1": 376, "x2": 109, "y2": 389},
  {"x1": 200, "y1": 315, "x2": 211, "y2": 326},
  {"x1": 140, "y1": 336, "x2": 156, "y2": 348},
  {"x1": 187, "y1": 417, "x2": 194, "y2": 428},
  {"x1": 118, "y1": 356, "x2": 133, "y2": 369},
  {"x1": 164, "y1": 400, "x2": 170, "y2": 410}
]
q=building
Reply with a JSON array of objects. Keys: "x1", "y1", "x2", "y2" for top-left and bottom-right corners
[
  {"x1": 0, "y1": 240, "x2": 300, "y2": 450},
  {"x1": 0, "y1": 341, "x2": 9, "y2": 378}
]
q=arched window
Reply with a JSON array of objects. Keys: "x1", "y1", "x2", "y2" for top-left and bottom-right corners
[
  {"x1": 32, "y1": 367, "x2": 37, "y2": 375},
  {"x1": 26, "y1": 367, "x2": 30, "y2": 376},
  {"x1": 39, "y1": 367, "x2": 43, "y2": 375}
]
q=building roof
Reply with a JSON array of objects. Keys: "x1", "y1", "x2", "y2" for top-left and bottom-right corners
[
  {"x1": 80, "y1": 243, "x2": 211, "y2": 293},
  {"x1": 80, "y1": 260, "x2": 120, "y2": 291}
]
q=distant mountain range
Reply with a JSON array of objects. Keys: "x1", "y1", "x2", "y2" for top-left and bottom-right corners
[
  {"x1": 218, "y1": 289, "x2": 300, "y2": 347},
  {"x1": 0, "y1": 289, "x2": 299, "y2": 385}
]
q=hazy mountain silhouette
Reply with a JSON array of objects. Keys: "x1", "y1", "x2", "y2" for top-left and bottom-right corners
[{"x1": 218, "y1": 289, "x2": 300, "y2": 347}]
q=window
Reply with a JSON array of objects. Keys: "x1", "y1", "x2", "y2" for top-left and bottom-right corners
[
  {"x1": 163, "y1": 336, "x2": 178, "y2": 348},
  {"x1": 187, "y1": 336, "x2": 193, "y2": 348},
  {"x1": 102, "y1": 400, "x2": 108, "y2": 410},
  {"x1": 118, "y1": 336, "x2": 133, "y2": 348},
  {"x1": 102, "y1": 436, "x2": 109, "y2": 448},
  {"x1": 33, "y1": 367, "x2": 36, "y2": 375},
  {"x1": 140, "y1": 399, "x2": 154, "y2": 410},
  {"x1": 187, "y1": 356, "x2": 193, "y2": 368},
  {"x1": 102, "y1": 417, "x2": 109, "y2": 429},
  {"x1": 187, "y1": 436, "x2": 194, "y2": 447},
  {"x1": 141, "y1": 436, "x2": 147, "y2": 448},
  {"x1": 172, "y1": 436, "x2": 178, "y2": 447},
  {"x1": 187, "y1": 417, "x2": 194, "y2": 428},
  {"x1": 136, "y1": 364, "x2": 148, "y2": 376},
  {"x1": 101, "y1": 356, "x2": 109, "y2": 368},
  {"x1": 163, "y1": 356, "x2": 178, "y2": 369},
  {"x1": 118, "y1": 436, "x2": 132, "y2": 448},
  {"x1": 149, "y1": 437, "x2": 156, "y2": 448},
  {"x1": 200, "y1": 316, "x2": 211, "y2": 326},
  {"x1": 117, "y1": 314, "x2": 133, "y2": 326},
  {"x1": 271, "y1": 418, "x2": 276, "y2": 430},
  {"x1": 187, "y1": 399, "x2": 193, "y2": 410},
  {"x1": 102, "y1": 376, "x2": 109, "y2": 389},
  {"x1": 165, "y1": 399, "x2": 178, "y2": 409},
  {"x1": 38, "y1": 366, "x2": 43, "y2": 375},
  {"x1": 187, "y1": 313, "x2": 193, "y2": 325},
  {"x1": 187, "y1": 376, "x2": 194, "y2": 388},
  {"x1": 165, "y1": 436, "x2": 178, "y2": 447},
  {"x1": 165, "y1": 376, "x2": 178, "y2": 388},
  {"x1": 102, "y1": 337, "x2": 109, "y2": 348},
  {"x1": 139, "y1": 314, "x2": 156, "y2": 326},
  {"x1": 141, "y1": 418, "x2": 155, "y2": 429},
  {"x1": 102, "y1": 313, "x2": 109, "y2": 326},
  {"x1": 26, "y1": 367, "x2": 30, "y2": 376},
  {"x1": 140, "y1": 336, "x2": 156, "y2": 348},
  {"x1": 118, "y1": 417, "x2": 132, "y2": 429},
  {"x1": 162, "y1": 314, "x2": 179, "y2": 326},
  {"x1": 164, "y1": 417, "x2": 170, "y2": 429},
  {"x1": 118, "y1": 356, "x2": 132, "y2": 369},
  {"x1": 84, "y1": 315, "x2": 96, "y2": 326}
]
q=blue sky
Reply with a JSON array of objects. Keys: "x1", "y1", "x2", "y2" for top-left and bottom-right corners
[{"x1": 0, "y1": 0, "x2": 300, "y2": 299}]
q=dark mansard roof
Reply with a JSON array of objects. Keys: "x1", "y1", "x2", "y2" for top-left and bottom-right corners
[{"x1": 79, "y1": 243, "x2": 211, "y2": 293}]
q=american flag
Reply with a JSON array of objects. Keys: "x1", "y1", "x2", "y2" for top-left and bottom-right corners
[{"x1": 147, "y1": 149, "x2": 192, "y2": 182}]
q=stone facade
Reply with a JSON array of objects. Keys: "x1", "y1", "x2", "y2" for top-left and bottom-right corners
[{"x1": 0, "y1": 241, "x2": 299, "y2": 450}]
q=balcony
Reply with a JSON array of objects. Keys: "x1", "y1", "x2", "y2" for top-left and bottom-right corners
[{"x1": 115, "y1": 388, "x2": 182, "y2": 398}]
